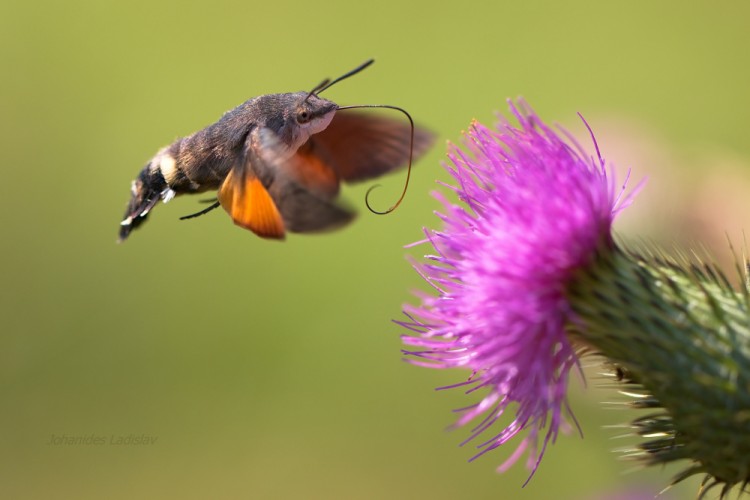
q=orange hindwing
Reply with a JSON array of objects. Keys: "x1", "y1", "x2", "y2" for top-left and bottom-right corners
[{"x1": 218, "y1": 169, "x2": 285, "y2": 239}]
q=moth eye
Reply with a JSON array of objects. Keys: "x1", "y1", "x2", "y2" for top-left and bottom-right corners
[{"x1": 297, "y1": 110, "x2": 311, "y2": 124}]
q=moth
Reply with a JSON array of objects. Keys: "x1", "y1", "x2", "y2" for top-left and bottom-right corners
[{"x1": 118, "y1": 59, "x2": 434, "y2": 242}]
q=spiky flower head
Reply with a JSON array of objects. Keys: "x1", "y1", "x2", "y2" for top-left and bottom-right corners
[
  {"x1": 568, "y1": 244, "x2": 750, "y2": 498},
  {"x1": 400, "y1": 100, "x2": 750, "y2": 496},
  {"x1": 399, "y1": 99, "x2": 637, "y2": 478}
]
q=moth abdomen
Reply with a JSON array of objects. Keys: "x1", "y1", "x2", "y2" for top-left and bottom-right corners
[
  {"x1": 118, "y1": 158, "x2": 171, "y2": 242},
  {"x1": 170, "y1": 125, "x2": 240, "y2": 191}
]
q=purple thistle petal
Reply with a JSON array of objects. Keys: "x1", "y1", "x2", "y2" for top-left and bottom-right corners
[{"x1": 401, "y1": 99, "x2": 636, "y2": 480}]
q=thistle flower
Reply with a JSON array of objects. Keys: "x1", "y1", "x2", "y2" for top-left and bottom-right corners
[{"x1": 400, "y1": 100, "x2": 750, "y2": 497}]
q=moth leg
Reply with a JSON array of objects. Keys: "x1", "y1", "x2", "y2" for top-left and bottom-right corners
[{"x1": 179, "y1": 201, "x2": 221, "y2": 220}]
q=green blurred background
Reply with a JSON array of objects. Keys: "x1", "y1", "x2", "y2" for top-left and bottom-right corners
[{"x1": 3, "y1": 1, "x2": 750, "y2": 498}]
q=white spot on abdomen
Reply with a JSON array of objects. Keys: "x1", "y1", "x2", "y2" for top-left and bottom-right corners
[
  {"x1": 156, "y1": 152, "x2": 178, "y2": 184},
  {"x1": 161, "y1": 188, "x2": 176, "y2": 203}
]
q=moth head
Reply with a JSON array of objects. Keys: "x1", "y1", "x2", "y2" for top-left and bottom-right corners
[
  {"x1": 292, "y1": 92, "x2": 337, "y2": 135},
  {"x1": 256, "y1": 92, "x2": 337, "y2": 152}
]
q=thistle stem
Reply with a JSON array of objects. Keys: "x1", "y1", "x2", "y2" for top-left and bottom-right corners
[{"x1": 566, "y1": 242, "x2": 750, "y2": 490}]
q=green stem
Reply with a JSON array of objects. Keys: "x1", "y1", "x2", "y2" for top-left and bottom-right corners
[{"x1": 566, "y1": 242, "x2": 750, "y2": 490}]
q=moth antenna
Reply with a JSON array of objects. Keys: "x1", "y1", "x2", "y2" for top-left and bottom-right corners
[
  {"x1": 337, "y1": 104, "x2": 416, "y2": 215},
  {"x1": 318, "y1": 59, "x2": 374, "y2": 94},
  {"x1": 304, "y1": 59, "x2": 375, "y2": 102},
  {"x1": 304, "y1": 78, "x2": 331, "y2": 103},
  {"x1": 180, "y1": 200, "x2": 221, "y2": 220}
]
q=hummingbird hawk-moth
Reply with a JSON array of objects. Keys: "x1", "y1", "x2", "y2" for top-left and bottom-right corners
[{"x1": 118, "y1": 59, "x2": 434, "y2": 242}]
